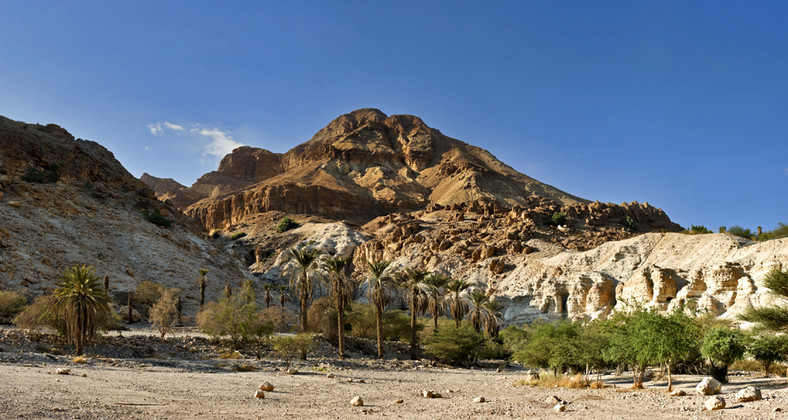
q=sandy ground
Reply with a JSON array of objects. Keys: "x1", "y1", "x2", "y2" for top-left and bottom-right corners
[{"x1": 1, "y1": 328, "x2": 787, "y2": 419}]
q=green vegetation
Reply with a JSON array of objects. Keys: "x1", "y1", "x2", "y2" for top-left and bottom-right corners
[
  {"x1": 149, "y1": 288, "x2": 180, "y2": 338},
  {"x1": 684, "y1": 225, "x2": 712, "y2": 234},
  {"x1": 13, "y1": 294, "x2": 65, "y2": 333},
  {"x1": 701, "y1": 326, "x2": 747, "y2": 382},
  {"x1": 424, "y1": 322, "x2": 487, "y2": 365},
  {"x1": 320, "y1": 256, "x2": 352, "y2": 359},
  {"x1": 21, "y1": 163, "x2": 60, "y2": 183},
  {"x1": 546, "y1": 211, "x2": 566, "y2": 227},
  {"x1": 230, "y1": 231, "x2": 247, "y2": 240},
  {"x1": 361, "y1": 260, "x2": 396, "y2": 359},
  {"x1": 623, "y1": 216, "x2": 636, "y2": 230},
  {"x1": 270, "y1": 333, "x2": 315, "y2": 370},
  {"x1": 53, "y1": 265, "x2": 112, "y2": 355},
  {"x1": 276, "y1": 216, "x2": 298, "y2": 233},
  {"x1": 284, "y1": 244, "x2": 322, "y2": 332},
  {"x1": 0, "y1": 291, "x2": 27, "y2": 324},
  {"x1": 143, "y1": 208, "x2": 173, "y2": 228},
  {"x1": 197, "y1": 284, "x2": 273, "y2": 349},
  {"x1": 727, "y1": 225, "x2": 752, "y2": 239}
]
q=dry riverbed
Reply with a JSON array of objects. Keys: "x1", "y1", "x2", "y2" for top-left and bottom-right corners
[{"x1": 1, "y1": 327, "x2": 786, "y2": 419}]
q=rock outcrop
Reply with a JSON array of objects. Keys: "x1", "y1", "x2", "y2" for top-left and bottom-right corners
[{"x1": 0, "y1": 116, "x2": 248, "y2": 314}]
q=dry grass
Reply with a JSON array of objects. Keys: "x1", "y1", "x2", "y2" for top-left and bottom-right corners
[
  {"x1": 730, "y1": 359, "x2": 788, "y2": 376},
  {"x1": 231, "y1": 363, "x2": 258, "y2": 372},
  {"x1": 218, "y1": 350, "x2": 243, "y2": 359},
  {"x1": 514, "y1": 373, "x2": 588, "y2": 389},
  {"x1": 589, "y1": 381, "x2": 605, "y2": 389}
]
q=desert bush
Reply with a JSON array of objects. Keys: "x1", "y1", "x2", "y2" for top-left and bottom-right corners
[
  {"x1": 150, "y1": 288, "x2": 179, "y2": 337},
  {"x1": 260, "y1": 306, "x2": 295, "y2": 333},
  {"x1": 346, "y1": 304, "x2": 417, "y2": 342},
  {"x1": 230, "y1": 231, "x2": 247, "y2": 240},
  {"x1": 143, "y1": 208, "x2": 172, "y2": 228},
  {"x1": 21, "y1": 163, "x2": 59, "y2": 183},
  {"x1": 684, "y1": 225, "x2": 712, "y2": 234},
  {"x1": 197, "y1": 291, "x2": 273, "y2": 349},
  {"x1": 307, "y1": 296, "x2": 338, "y2": 340},
  {"x1": 757, "y1": 223, "x2": 788, "y2": 241},
  {"x1": 13, "y1": 294, "x2": 64, "y2": 333},
  {"x1": 727, "y1": 225, "x2": 753, "y2": 239},
  {"x1": 424, "y1": 322, "x2": 487, "y2": 365},
  {"x1": 270, "y1": 333, "x2": 315, "y2": 369},
  {"x1": 276, "y1": 216, "x2": 298, "y2": 233},
  {"x1": 702, "y1": 325, "x2": 747, "y2": 382},
  {"x1": 546, "y1": 211, "x2": 566, "y2": 227},
  {"x1": 0, "y1": 291, "x2": 27, "y2": 324},
  {"x1": 623, "y1": 216, "x2": 636, "y2": 230},
  {"x1": 133, "y1": 280, "x2": 166, "y2": 319}
]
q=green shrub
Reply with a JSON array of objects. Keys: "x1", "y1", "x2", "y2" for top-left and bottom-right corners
[
  {"x1": 230, "y1": 231, "x2": 247, "y2": 240},
  {"x1": 747, "y1": 334, "x2": 788, "y2": 374},
  {"x1": 149, "y1": 288, "x2": 179, "y2": 338},
  {"x1": 144, "y1": 208, "x2": 173, "y2": 228},
  {"x1": 623, "y1": 216, "x2": 636, "y2": 230},
  {"x1": 197, "y1": 291, "x2": 273, "y2": 349},
  {"x1": 276, "y1": 216, "x2": 298, "y2": 233},
  {"x1": 757, "y1": 223, "x2": 788, "y2": 241},
  {"x1": 0, "y1": 291, "x2": 27, "y2": 324},
  {"x1": 684, "y1": 225, "x2": 712, "y2": 234},
  {"x1": 13, "y1": 294, "x2": 65, "y2": 333},
  {"x1": 727, "y1": 225, "x2": 753, "y2": 239},
  {"x1": 546, "y1": 211, "x2": 566, "y2": 227},
  {"x1": 21, "y1": 164, "x2": 59, "y2": 183},
  {"x1": 424, "y1": 322, "x2": 487, "y2": 365},
  {"x1": 346, "y1": 303, "x2": 417, "y2": 342},
  {"x1": 209, "y1": 229, "x2": 222, "y2": 238},
  {"x1": 270, "y1": 333, "x2": 315, "y2": 370}
]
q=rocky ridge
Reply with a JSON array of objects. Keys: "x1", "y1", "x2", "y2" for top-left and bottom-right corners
[{"x1": 0, "y1": 116, "x2": 249, "y2": 314}]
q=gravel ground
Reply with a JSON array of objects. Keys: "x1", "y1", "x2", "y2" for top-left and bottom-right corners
[{"x1": 1, "y1": 327, "x2": 786, "y2": 419}]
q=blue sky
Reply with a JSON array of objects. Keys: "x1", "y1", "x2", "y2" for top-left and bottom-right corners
[{"x1": 1, "y1": 1, "x2": 786, "y2": 231}]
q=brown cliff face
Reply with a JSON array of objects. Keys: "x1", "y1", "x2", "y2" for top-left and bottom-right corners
[{"x1": 179, "y1": 109, "x2": 592, "y2": 229}]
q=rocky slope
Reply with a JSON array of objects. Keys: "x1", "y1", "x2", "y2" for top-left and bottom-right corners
[{"x1": 0, "y1": 116, "x2": 249, "y2": 315}]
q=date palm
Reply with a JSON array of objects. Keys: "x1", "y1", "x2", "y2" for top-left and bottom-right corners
[
  {"x1": 362, "y1": 260, "x2": 395, "y2": 359},
  {"x1": 424, "y1": 272, "x2": 451, "y2": 330},
  {"x1": 262, "y1": 282, "x2": 273, "y2": 308},
  {"x1": 399, "y1": 268, "x2": 430, "y2": 359},
  {"x1": 469, "y1": 290, "x2": 490, "y2": 332},
  {"x1": 284, "y1": 244, "x2": 322, "y2": 332},
  {"x1": 53, "y1": 265, "x2": 111, "y2": 355},
  {"x1": 321, "y1": 256, "x2": 353, "y2": 359},
  {"x1": 197, "y1": 268, "x2": 209, "y2": 308},
  {"x1": 446, "y1": 278, "x2": 471, "y2": 328},
  {"x1": 278, "y1": 284, "x2": 289, "y2": 308},
  {"x1": 483, "y1": 299, "x2": 504, "y2": 337}
]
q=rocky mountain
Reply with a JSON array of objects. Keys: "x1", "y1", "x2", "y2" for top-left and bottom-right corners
[{"x1": 0, "y1": 116, "x2": 249, "y2": 315}]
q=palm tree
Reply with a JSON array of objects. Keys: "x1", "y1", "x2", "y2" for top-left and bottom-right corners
[
  {"x1": 362, "y1": 260, "x2": 395, "y2": 359},
  {"x1": 446, "y1": 278, "x2": 471, "y2": 328},
  {"x1": 284, "y1": 244, "x2": 323, "y2": 332},
  {"x1": 468, "y1": 290, "x2": 490, "y2": 332},
  {"x1": 483, "y1": 299, "x2": 504, "y2": 337},
  {"x1": 424, "y1": 273, "x2": 450, "y2": 330},
  {"x1": 53, "y1": 265, "x2": 112, "y2": 355},
  {"x1": 399, "y1": 268, "x2": 430, "y2": 359},
  {"x1": 278, "y1": 284, "x2": 289, "y2": 308},
  {"x1": 197, "y1": 268, "x2": 209, "y2": 308},
  {"x1": 321, "y1": 256, "x2": 353, "y2": 359},
  {"x1": 262, "y1": 282, "x2": 273, "y2": 308}
]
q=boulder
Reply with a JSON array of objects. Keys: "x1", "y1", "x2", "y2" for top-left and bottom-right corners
[
  {"x1": 258, "y1": 382, "x2": 274, "y2": 392},
  {"x1": 56, "y1": 368, "x2": 70, "y2": 375},
  {"x1": 254, "y1": 390, "x2": 265, "y2": 399},
  {"x1": 736, "y1": 386, "x2": 761, "y2": 402},
  {"x1": 704, "y1": 396, "x2": 725, "y2": 411},
  {"x1": 695, "y1": 377, "x2": 721, "y2": 395},
  {"x1": 350, "y1": 396, "x2": 363, "y2": 406}
]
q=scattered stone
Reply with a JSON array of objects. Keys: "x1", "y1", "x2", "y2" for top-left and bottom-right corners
[
  {"x1": 736, "y1": 386, "x2": 761, "y2": 402},
  {"x1": 254, "y1": 390, "x2": 265, "y2": 399},
  {"x1": 56, "y1": 368, "x2": 70, "y2": 375},
  {"x1": 258, "y1": 382, "x2": 274, "y2": 392},
  {"x1": 554, "y1": 403, "x2": 566, "y2": 413},
  {"x1": 350, "y1": 396, "x2": 363, "y2": 406},
  {"x1": 704, "y1": 396, "x2": 725, "y2": 411},
  {"x1": 81, "y1": 373, "x2": 87, "y2": 378},
  {"x1": 496, "y1": 367, "x2": 503, "y2": 373},
  {"x1": 695, "y1": 377, "x2": 721, "y2": 395},
  {"x1": 8, "y1": 201, "x2": 21, "y2": 208},
  {"x1": 326, "y1": 373, "x2": 335, "y2": 378},
  {"x1": 546, "y1": 395, "x2": 563, "y2": 405},
  {"x1": 357, "y1": 379, "x2": 365, "y2": 383},
  {"x1": 774, "y1": 407, "x2": 782, "y2": 413},
  {"x1": 286, "y1": 368, "x2": 298, "y2": 375},
  {"x1": 473, "y1": 396, "x2": 485, "y2": 403},
  {"x1": 420, "y1": 390, "x2": 442, "y2": 398},
  {"x1": 72, "y1": 356, "x2": 87, "y2": 364},
  {"x1": 395, "y1": 399, "x2": 404, "y2": 404},
  {"x1": 669, "y1": 389, "x2": 686, "y2": 397}
]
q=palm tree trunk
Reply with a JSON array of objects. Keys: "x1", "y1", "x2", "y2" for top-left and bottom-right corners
[
  {"x1": 433, "y1": 310, "x2": 439, "y2": 330},
  {"x1": 375, "y1": 303, "x2": 384, "y2": 359},
  {"x1": 410, "y1": 295, "x2": 418, "y2": 360},
  {"x1": 300, "y1": 288, "x2": 308, "y2": 332},
  {"x1": 337, "y1": 300, "x2": 345, "y2": 360}
]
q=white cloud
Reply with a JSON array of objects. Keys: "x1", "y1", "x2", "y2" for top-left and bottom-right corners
[
  {"x1": 144, "y1": 146, "x2": 151, "y2": 151},
  {"x1": 191, "y1": 127, "x2": 245, "y2": 157},
  {"x1": 148, "y1": 121, "x2": 184, "y2": 136},
  {"x1": 784, "y1": 167, "x2": 788, "y2": 176}
]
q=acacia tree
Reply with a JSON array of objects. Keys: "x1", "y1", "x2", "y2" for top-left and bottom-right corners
[
  {"x1": 362, "y1": 260, "x2": 395, "y2": 359},
  {"x1": 53, "y1": 265, "x2": 112, "y2": 355},
  {"x1": 468, "y1": 290, "x2": 490, "y2": 332},
  {"x1": 197, "y1": 268, "x2": 209, "y2": 308},
  {"x1": 701, "y1": 326, "x2": 747, "y2": 383},
  {"x1": 399, "y1": 268, "x2": 430, "y2": 359},
  {"x1": 321, "y1": 256, "x2": 353, "y2": 359},
  {"x1": 284, "y1": 244, "x2": 322, "y2": 332},
  {"x1": 446, "y1": 279, "x2": 471, "y2": 328},
  {"x1": 424, "y1": 273, "x2": 450, "y2": 330}
]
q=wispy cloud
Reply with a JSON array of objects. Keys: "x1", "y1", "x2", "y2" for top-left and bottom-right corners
[
  {"x1": 784, "y1": 167, "x2": 788, "y2": 176},
  {"x1": 191, "y1": 127, "x2": 244, "y2": 157},
  {"x1": 148, "y1": 121, "x2": 184, "y2": 136}
]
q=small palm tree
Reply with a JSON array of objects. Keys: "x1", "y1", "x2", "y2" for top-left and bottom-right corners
[
  {"x1": 53, "y1": 265, "x2": 112, "y2": 355},
  {"x1": 446, "y1": 278, "x2": 471, "y2": 328},
  {"x1": 399, "y1": 268, "x2": 430, "y2": 359},
  {"x1": 284, "y1": 244, "x2": 323, "y2": 332},
  {"x1": 262, "y1": 282, "x2": 273, "y2": 308},
  {"x1": 468, "y1": 290, "x2": 490, "y2": 332},
  {"x1": 483, "y1": 299, "x2": 504, "y2": 338},
  {"x1": 197, "y1": 268, "x2": 209, "y2": 308},
  {"x1": 362, "y1": 260, "x2": 395, "y2": 359},
  {"x1": 424, "y1": 273, "x2": 451, "y2": 330},
  {"x1": 278, "y1": 284, "x2": 289, "y2": 308},
  {"x1": 321, "y1": 256, "x2": 353, "y2": 359}
]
